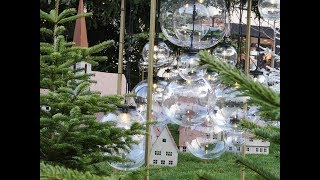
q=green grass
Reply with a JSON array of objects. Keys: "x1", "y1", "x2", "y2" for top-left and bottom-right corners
[{"x1": 91, "y1": 144, "x2": 279, "y2": 180}]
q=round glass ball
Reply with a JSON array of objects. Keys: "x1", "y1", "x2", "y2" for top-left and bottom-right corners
[
  {"x1": 141, "y1": 40, "x2": 172, "y2": 68},
  {"x1": 258, "y1": 0, "x2": 280, "y2": 21},
  {"x1": 160, "y1": 0, "x2": 227, "y2": 49},
  {"x1": 225, "y1": 129, "x2": 245, "y2": 147},
  {"x1": 161, "y1": 78, "x2": 215, "y2": 127},
  {"x1": 132, "y1": 79, "x2": 171, "y2": 126},
  {"x1": 101, "y1": 108, "x2": 145, "y2": 171},
  {"x1": 213, "y1": 44, "x2": 238, "y2": 66},
  {"x1": 185, "y1": 124, "x2": 227, "y2": 159},
  {"x1": 178, "y1": 52, "x2": 207, "y2": 82}
]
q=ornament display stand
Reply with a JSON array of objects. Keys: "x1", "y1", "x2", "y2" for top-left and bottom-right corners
[
  {"x1": 145, "y1": 0, "x2": 157, "y2": 179},
  {"x1": 117, "y1": 0, "x2": 126, "y2": 95}
]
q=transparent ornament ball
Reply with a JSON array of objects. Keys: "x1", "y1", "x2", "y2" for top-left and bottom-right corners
[
  {"x1": 141, "y1": 40, "x2": 172, "y2": 67},
  {"x1": 258, "y1": 0, "x2": 280, "y2": 21},
  {"x1": 178, "y1": 52, "x2": 207, "y2": 82},
  {"x1": 160, "y1": 0, "x2": 227, "y2": 49},
  {"x1": 213, "y1": 44, "x2": 238, "y2": 66},
  {"x1": 209, "y1": 83, "x2": 248, "y2": 128},
  {"x1": 225, "y1": 129, "x2": 245, "y2": 147},
  {"x1": 157, "y1": 67, "x2": 179, "y2": 80},
  {"x1": 184, "y1": 124, "x2": 227, "y2": 159},
  {"x1": 101, "y1": 108, "x2": 145, "y2": 171},
  {"x1": 162, "y1": 78, "x2": 215, "y2": 127},
  {"x1": 132, "y1": 79, "x2": 171, "y2": 126}
]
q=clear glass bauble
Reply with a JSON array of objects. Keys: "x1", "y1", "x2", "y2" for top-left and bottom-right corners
[
  {"x1": 225, "y1": 129, "x2": 245, "y2": 147},
  {"x1": 209, "y1": 83, "x2": 248, "y2": 128},
  {"x1": 258, "y1": 0, "x2": 280, "y2": 21},
  {"x1": 213, "y1": 44, "x2": 238, "y2": 66},
  {"x1": 101, "y1": 108, "x2": 145, "y2": 171},
  {"x1": 184, "y1": 124, "x2": 227, "y2": 159},
  {"x1": 141, "y1": 40, "x2": 172, "y2": 68},
  {"x1": 132, "y1": 79, "x2": 171, "y2": 126},
  {"x1": 178, "y1": 52, "x2": 207, "y2": 82},
  {"x1": 161, "y1": 78, "x2": 215, "y2": 127},
  {"x1": 160, "y1": 0, "x2": 227, "y2": 49}
]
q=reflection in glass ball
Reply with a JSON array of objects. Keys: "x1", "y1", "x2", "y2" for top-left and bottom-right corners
[
  {"x1": 209, "y1": 84, "x2": 248, "y2": 128},
  {"x1": 101, "y1": 108, "x2": 145, "y2": 171},
  {"x1": 160, "y1": 0, "x2": 227, "y2": 49},
  {"x1": 258, "y1": 0, "x2": 280, "y2": 21},
  {"x1": 141, "y1": 40, "x2": 172, "y2": 68},
  {"x1": 213, "y1": 44, "x2": 238, "y2": 66},
  {"x1": 178, "y1": 52, "x2": 207, "y2": 82},
  {"x1": 132, "y1": 79, "x2": 170, "y2": 125},
  {"x1": 226, "y1": 129, "x2": 245, "y2": 147},
  {"x1": 185, "y1": 124, "x2": 227, "y2": 159},
  {"x1": 173, "y1": 3, "x2": 210, "y2": 48},
  {"x1": 162, "y1": 78, "x2": 214, "y2": 127}
]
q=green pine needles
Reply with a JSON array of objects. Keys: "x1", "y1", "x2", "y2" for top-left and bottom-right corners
[
  {"x1": 40, "y1": 3, "x2": 144, "y2": 173},
  {"x1": 199, "y1": 50, "x2": 280, "y2": 180}
]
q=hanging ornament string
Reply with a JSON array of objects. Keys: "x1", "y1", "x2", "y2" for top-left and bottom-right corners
[
  {"x1": 190, "y1": 0, "x2": 197, "y2": 50},
  {"x1": 237, "y1": 0, "x2": 243, "y2": 60}
]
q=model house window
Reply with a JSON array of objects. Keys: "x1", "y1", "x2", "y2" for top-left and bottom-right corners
[
  {"x1": 246, "y1": 147, "x2": 249, "y2": 151},
  {"x1": 85, "y1": 64, "x2": 87, "y2": 74},
  {"x1": 264, "y1": 148, "x2": 267, "y2": 152},
  {"x1": 169, "y1": 160, "x2": 173, "y2": 165},
  {"x1": 256, "y1": 148, "x2": 259, "y2": 152},
  {"x1": 73, "y1": 64, "x2": 76, "y2": 70},
  {"x1": 206, "y1": 133, "x2": 210, "y2": 139},
  {"x1": 229, "y1": 147, "x2": 233, "y2": 151},
  {"x1": 182, "y1": 147, "x2": 187, "y2": 152},
  {"x1": 155, "y1": 151, "x2": 161, "y2": 155},
  {"x1": 166, "y1": 152, "x2": 172, "y2": 156},
  {"x1": 249, "y1": 138, "x2": 254, "y2": 142},
  {"x1": 153, "y1": 160, "x2": 157, "y2": 164},
  {"x1": 161, "y1": 160, "x2": 165, "y2": 165},
  {"x1": 237, "y1": 147, "x2": 241, "y2": 151},
  {"x1": 260, "y1": 148, "x2": 262, "y2": 152},
  {"x1": 262, "y1": 140, "x2": 265, "y2": 142},
  {"x1": 162, "y1": 139, "x2": 166, "y2": 142}
]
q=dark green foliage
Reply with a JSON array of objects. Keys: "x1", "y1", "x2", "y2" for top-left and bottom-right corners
[{"x1": 40, "y1": 3, "x2": 144, "y2": 172}]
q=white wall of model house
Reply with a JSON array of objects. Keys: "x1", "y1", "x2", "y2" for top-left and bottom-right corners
[
  {"x1": 227, "y1": 137, "x2": 270, "y2": 155},
  {"x1": 150, "y1": 125, "x2": 179, "y2": 166}
]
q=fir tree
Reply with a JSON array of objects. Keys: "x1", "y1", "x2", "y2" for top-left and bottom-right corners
[
  {"x1": 40, "y1": 1, "x2": 144, "y2": 172},
  {"x1": 199, "y1": 50, "x2": 280, "y2": 180}
]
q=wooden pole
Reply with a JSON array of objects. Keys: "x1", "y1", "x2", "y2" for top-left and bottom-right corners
[
  {"x1": 117, "y1": 0, "x2": 126, "y2": 95},
  {"x1": 244, "y1": 0, "x2": 252, "y2": 76},
  {"x1": 145, "y1": 0, "x2": 156, "y2": 179},
  {"x1": 241, "y1": 1, "x2": 252, "y2": 180}
]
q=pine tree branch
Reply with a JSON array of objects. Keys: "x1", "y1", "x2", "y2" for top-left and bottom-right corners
[
  {"x1": 54, "y1": 26, "x2": 66, "y2": 36},
  {"x1": 236, "y1": 157, "x2": 280, "y2": 180},
  {"x1": 240, "y1": 120, "x2": 280, "y2": 145},
  {"x1": 40, "y1": 10, "x2": 55, "y2": 22},
  {"x1": 58, "y1": 13, "x2": 92, "y2": 24},
  {"x1": 86, "y1": 40, "x2": 115, "y2": 55},
  {"x1": 199, "y1": 50, "x2": 280, "y2": 121},
  {"x1": 57, "y1": 8, "x2": 77, "y2": 22},
  {"x1": 40, "y1": 162, "x2": 119, "y2": 180},
  {"x1": 40, "y1": 28, "x2": 54, "y2": 36}
]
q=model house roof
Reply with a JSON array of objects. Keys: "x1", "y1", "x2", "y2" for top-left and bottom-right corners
[{"x1": 151, "y1": 125, "x2": 179, "y2": 152}]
